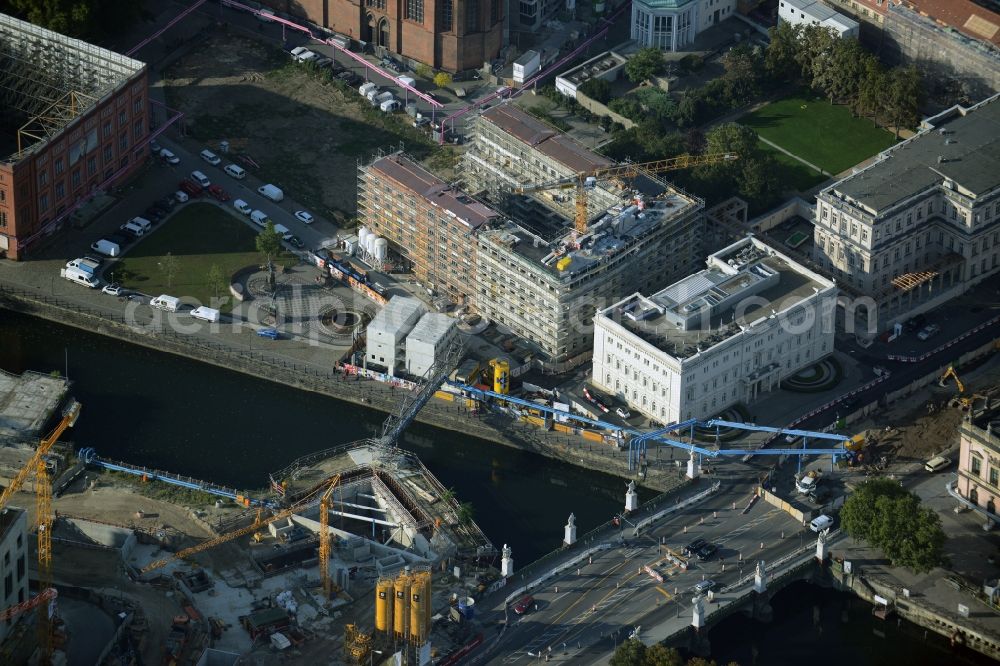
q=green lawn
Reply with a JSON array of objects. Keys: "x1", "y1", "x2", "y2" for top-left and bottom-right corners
[
  {"x1": 757, "y1": 142, "x2": 831, "y2": 193},
  {"x1": 740, "y1": 93, "x2": 896, "y2": 175},
  {"x1": 114, "y1": 203, "x2": 296, "y2": 312}
]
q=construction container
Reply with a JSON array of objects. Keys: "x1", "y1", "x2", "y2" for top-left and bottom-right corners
[
  {"x1": 375, "y1": 579, "x2": 393, "y2": 633},
  {"x1": 491, "y1": 359, "x2": 510, "y2": 395}
]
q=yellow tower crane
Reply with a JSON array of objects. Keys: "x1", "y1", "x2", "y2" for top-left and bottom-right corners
[
  {"x1": 514, "y1": 153, "x2": 739, "y2": 234},
  {"x1": 0, "y1": 398, "x2": 80, "y2": 663},
  {"x1": 318, "y1": 474, "x2": 341, "y2": 598}
]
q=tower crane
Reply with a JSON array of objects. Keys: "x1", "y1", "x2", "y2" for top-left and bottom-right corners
[
  {"x1": 318, "y1": 474, "x2": 342, "y2": 598},
  {"x1": 0, "y1": 399, "x2": 79, "y2": 662},
  {"x1": 140, "y1": 473, "x2": 342, "y2": 575},
  {"x1": 513, "y1": 153, "x2": 739, "y2": 234}
]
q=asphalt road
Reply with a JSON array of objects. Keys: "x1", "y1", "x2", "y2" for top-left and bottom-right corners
[{"x1": 480, "y1": 473, "x2": 813, "y2": 664}]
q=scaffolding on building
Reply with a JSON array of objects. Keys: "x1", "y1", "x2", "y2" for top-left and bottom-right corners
[{"x1": 0, "y1": 14, "x2": 145, "y2": 161}]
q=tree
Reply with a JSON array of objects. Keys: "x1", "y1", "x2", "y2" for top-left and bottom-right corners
[
  {"x1": 819, "y1": 39, "x2": 868, "y2": 106},
  {"x1": 643, "y1": 645, "x2": 683, "y2": 666},
  {"x1": 705, "y1": 123, "x2": 760, "y2": 161},
  {"x1": 610, "y1": 638, "x2": 646, "y2": 666},
  {"x1": 721, "y1": 44, "x2": 762, "y2": 106},
  {"x1": 795, "y1": 24, "x2": 837, "y2": 87},
  {"x1": 207, "y1": 264, "x2": 227, "y2": 301},
  {"x1": 158, "y1": 252, "x2": 179, "y2": 288},
  {"x1": 765, "y1": 21, "x2": 801, "y2": 81},
  {"x1": 841, "y1": 478, "x2": 946, "y2": 573},
  {"x1": 625, "y1": 48, "x2": 665, "y2": 83},
  {"x1": 433, "y1": 71, "x2": 453, "y2": 88},
  {"x1": 256, "y1": 222, "x2": 284, "y2": 291},
  {"x1": 9, "y1": 0, "x2": 141, "y2": 40},
  {"x1": 579, "y1": 78, "x2": 613, "y2": 104},
  {"x1": 672, "y1": 91, "x2": 701, "y2": 128},
  {"x1": 884, "y1": 65, "x2": 921, "y2": 139},
  {"x1": 855, "y1": 57, "x2": 888, "y2": 127}
]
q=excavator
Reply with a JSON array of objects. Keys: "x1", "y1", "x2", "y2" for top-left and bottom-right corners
[{"x1": 939, "y1": 366, "x2": 986, "y2": 410}]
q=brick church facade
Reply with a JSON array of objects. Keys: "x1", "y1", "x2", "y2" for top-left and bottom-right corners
[{"x1": 275, "y1": 0, "x2": 504, "y2": 72}]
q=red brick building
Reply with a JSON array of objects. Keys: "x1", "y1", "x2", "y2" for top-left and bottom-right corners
[
  {"x1": 0, "y1": 14, "x2": 149, "y2": 260},
  {"x1": 273, "y1": 0, "x2": 504, "y2": 72}
]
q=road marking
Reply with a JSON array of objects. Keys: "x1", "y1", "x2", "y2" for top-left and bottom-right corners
[{"x1": 655, "y1": 586, "x2": 672, "y2": 599}]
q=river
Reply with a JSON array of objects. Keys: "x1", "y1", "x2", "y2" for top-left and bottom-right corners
[
  {"x1": 5, "y1": 310, "x2": 996, "y2": 664},
  {"x1": 0, "y1": 309, "x2": 644, "y2": 563},
  {"x1": 708, "y1": 581, "x2": 996, "y2": 665}
]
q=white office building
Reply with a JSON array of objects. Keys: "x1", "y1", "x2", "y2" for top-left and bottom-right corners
[
  {"x1": 631, "y1": 0, "x2": 737, "y2": 51},
  {"x1": 0, "y1": 508, "x2": 29, "y2": 643},
  {"x1": 366, "y1": 296, "x2": 426, "y2": 375},
  {"x1": 405, "y1": 313, "x2": 460, "y2": 379},
  {"x1": 778, "y1": 0, "x2": 860, "y2": 38},
  {"x1": 592, "y1": 237, "x2": 838, "y2": 423}
]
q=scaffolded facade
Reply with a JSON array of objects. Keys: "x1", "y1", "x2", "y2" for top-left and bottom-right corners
[{"x1": 0, "y1": 13, "x2": 148, "y2": 259}]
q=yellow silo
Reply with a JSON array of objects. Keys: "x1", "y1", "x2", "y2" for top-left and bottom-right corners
[
  {"x1": 422, "y1": 573, "x2": 432, "y2": 637},
  {"x1": 375, "y1": 579, "x2": 393, "y2": 634},
  {"x1": 393, "y1": 573, "x2": 411, "y2": 640},
  {"x1": 409, "y1": 572, "x2": 426, "y2": 643}
]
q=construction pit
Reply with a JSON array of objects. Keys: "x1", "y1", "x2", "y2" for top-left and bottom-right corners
[{"x1": 21, "y1": 442, "x2": 501, "y2": 664}]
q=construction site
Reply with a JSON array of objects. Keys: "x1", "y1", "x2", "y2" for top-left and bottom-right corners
[{"x1": 0, "y1": 362, "x2": 500, "y2": 666}]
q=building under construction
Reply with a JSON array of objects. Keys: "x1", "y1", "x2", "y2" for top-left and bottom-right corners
[{"x1": 0, "y1": 12, "x2": 149, "y2": 259}]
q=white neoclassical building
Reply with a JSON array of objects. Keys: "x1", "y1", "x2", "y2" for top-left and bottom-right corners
[{"x1": 630, "y1": 0, "x2": 736, "y2": 51}]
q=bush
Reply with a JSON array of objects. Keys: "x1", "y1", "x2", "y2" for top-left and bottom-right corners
[{"x1": 415, "y1": 63, "x2": 433, "y2": 79}]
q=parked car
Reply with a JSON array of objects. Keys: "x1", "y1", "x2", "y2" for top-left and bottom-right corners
[
  {"x1": 159, "y1": 148, "x2": 180, "y2": 165},
  {"x1": 917, "y1": 324, "x2": 941, "y2": 341},
  {"x1": 256, "y1": 327, "x2": 280, "y2": 340},
  {"x1": 513, "y1": 595, "x2": 534, "y2": 615},
  {"x1": 200, "y1": 149, "x2": 221, "y2": 166},
  {"x1": 107, "y1": 232, "x2": 132, "y2": 247},
  {"x1": 288, "y1": 235, "x2": 304, "y2": 249},
  {"x1": 616, "y1": 406, "x2": 631, "y2": 419},
  {"x1": 150, "y1": 140, "x2": 162, "y2": 153},
  {"x1": 315, "y1": 56, "x2": 332, "y2": 68},
  {"x1": 289, "y1": 46, "x2": 309, "y2": 59},
  {"x1": 337, "y1": 71, "x2": 361, "y2": 86},
  {"x1": 233, "y1": 199, "x2": 252, "y2": 215},
  {"x1": 692, "y1": 579, "x2": 716, "y2": 594},
  {"x1": 178, "y1": 179, "x2": 202, "y2": 197},
  {"x1": 696, "y1": 543, "x2": 718, "y2": 561},
  {"x1": 144, "y1": 206, "x2": 164, "y2": 221},
  {"x1": 174, "y1": 189, "x2": 190, "y2": 203},
  {"x1": 809, "y1": 515, "x2": 834, "y2": 532},
  {"x1": 294, "y1": 210, "x2": 314, "y2": 224},
  {"x1": 102, "y1": 282, "x2": 123, "y2": 296},
  {"x1": 208, "y1": 184, "x2": 230, "y2": 202},
  {"x1": 925, "y1": 456, "x2": 951, "y2": 473},
  {"x1": 158, "y1": 195, "x2": 177, "y2": 210},
  {"x1": 683, "y1": 538, "x2": 707, "y2": 557}
]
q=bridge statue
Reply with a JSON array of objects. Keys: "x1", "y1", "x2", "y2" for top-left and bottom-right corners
[
  {"x1": 816, "y1": 528, "x2": 830, "y2": 562},
  {"x1": 564, "y1": 513, "x2": 577, "y2": 546},
  {"x1": 501, "y1": 543, "x2": 514, "y2": 577},
  {"x1": 691, "y1": 593, "x2": 705, "y2": 629},
  {"x1": 625, "y1": 480, "x2": 638, "y2": 512},
  {"x1": 753, "y1": 560, "x2": 767, "y2": 593}
]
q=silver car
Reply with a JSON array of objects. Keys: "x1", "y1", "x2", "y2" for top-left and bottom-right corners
[{"x1": 693, "y1": 579, "x2": 716, "y2": 594}]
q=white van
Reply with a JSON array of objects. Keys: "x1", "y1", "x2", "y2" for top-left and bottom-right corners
[
  {"x1": 380, "y1": 98, "x2": 401, "y2": 113},
  {"x1": 129, "y1": 216, "x2": 152, "y2": 232},
  {"x1": 150, "y1": 295, "x2": 180, "y2": 312},
  {"x1": 809, "y1": 515, "x2": 834, "y2": 533},
  {"x1": 251, "y1": 210, "x2": 270, "y2": 227},
  {"x1": 359, "y1": 82, "x2": 378, "y2": 97},
  {"x1": 190, "y1": 170, "x2": 211, "y2": 188},
  {"x1": 190, "y1": 306, "x2": 221, "y2": 323},
  {"x1": 90, "y1": 239, "x2": 120, "y2": 257},
  {"x1": 200, "y1": 149, "x2": 221, "y2": 165},
  {"x1": 233, "y1": 199, "x2": 252, "y2": 215},
  {"x1": 272, "y1": 223, "x2": 293, "y2": 241},
  {"x1": 66, "y1": 257, "x2": 100, "y2": 275},
  {"x1": 121, "y1": 221, "x2": 145, "y2": 237},
  {"x1": 60, "y1": 267, "x2": 99, "y2": 288},
  {"x1": 257, "y1": 184, "x2": 284, "y2": 202},
  {"x1": 174, "y1": 190, "x2": 190, "y2": 203},
  {"x1": 224, "y1": 163, "x2": 246, "y2": 180}
]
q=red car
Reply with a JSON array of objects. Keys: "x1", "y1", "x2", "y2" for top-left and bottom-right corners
[
  {"x1": 208, "y1": 184, "x2": 230, "y2": 202},
  {"x1": 513, "y1": 595, "x2": 534, "y2": 615},
  {"x1": 179, "y1": 178, "x2": 203, "y2": 197}
]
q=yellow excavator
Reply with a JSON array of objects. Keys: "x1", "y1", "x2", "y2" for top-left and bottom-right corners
[{"x1": 939, "y1": 366, "x2": 985, "y2": 410}]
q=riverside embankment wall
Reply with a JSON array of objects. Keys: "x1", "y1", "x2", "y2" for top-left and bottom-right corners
[{"x1": 0, "y1": 287, "x2": 682, "y2": 493}]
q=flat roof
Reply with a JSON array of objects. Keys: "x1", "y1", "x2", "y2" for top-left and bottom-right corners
[
  {"x1": 407, "y1": 313, "x2": 456, "y2": 347},
  {"x1": 0, "y1": 370, "x2": 68, "y2": 441},
  {"x1": 368, "y1": 296, "x2": 426, "y2": 336},
  {"x1": 482, "y1": 190, "x2": 700, "y2": 279},
  {"x1": 785, "y1": 0, "x2": 856, "y2": 27},
  {"x1": 371, "y1": 154, "x2": 500, "y2": 230},
  {"x1": 600, "y1": 238, "x2": 834, "y2": 359},
  {"x1": 0, "y1": 507, "x2": 25, "y2": 544},
  {"x1": 557, "y1": 51, "x2": 627, "y2": 86},
  {"x1": 829, "y1": 94, "x2": 1000, "y2": 213},
  {"x1": 480, "y1": 104, "x2": 613, "y2": 173}
]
